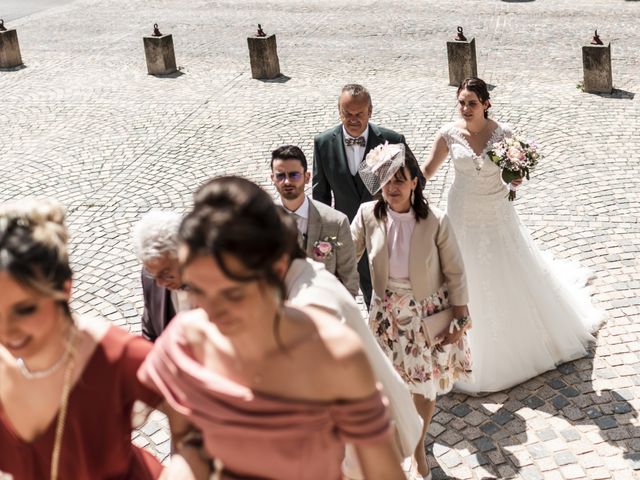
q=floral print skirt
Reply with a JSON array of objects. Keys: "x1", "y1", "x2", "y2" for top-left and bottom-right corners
[{"x1": 369, "y1": 279, "x2": 472, "y2": 400}]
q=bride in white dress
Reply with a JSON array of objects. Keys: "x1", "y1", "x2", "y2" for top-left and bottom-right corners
[{"x1": 421, "y1": 77, "x2": 602, "y2": 395}]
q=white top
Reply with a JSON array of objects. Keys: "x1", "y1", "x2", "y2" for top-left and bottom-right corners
[
  {"x1": 280, "y1": 194, "x2": 310, "y2": 235},
  {"x1": 343, "y1": 125, "x2": 369, "y2": 176},
  {"x1": 386, "y1": 208, "x2": 416, "y2": 281}
]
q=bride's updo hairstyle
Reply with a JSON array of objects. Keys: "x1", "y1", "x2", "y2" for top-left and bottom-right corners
[
  {"x1": 183, "y1": 176, "x2": 298, "y2": 300},
  {"x1": 0, "y1": 198, "x2": 73, "y2": 317},
  {"x1": 458, "y1": 77, "x2": 491, "y2": 118}
]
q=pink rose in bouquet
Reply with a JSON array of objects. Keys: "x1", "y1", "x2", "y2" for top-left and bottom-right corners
[{"x1": 487, "y1": 134, "x2": 541, "y2": 201}]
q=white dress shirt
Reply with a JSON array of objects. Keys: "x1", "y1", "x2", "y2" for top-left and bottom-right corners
[
  {"x1": 170, "y1": 289, "x2": 191, "y2": 313},
  {"x1": 342, "y1": 125, "x2": 369, "y2": 176},
  {"x1": 279, "y1": 194, "x2": 310, "y2": 236}
]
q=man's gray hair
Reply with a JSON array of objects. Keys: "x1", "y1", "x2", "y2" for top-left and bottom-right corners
[
  {"x1": 341, "y1": 83, "x2": 372, "y2": 107},
  {"x1": 132, "y1": 210, "x2": 183, "y2": 262}
]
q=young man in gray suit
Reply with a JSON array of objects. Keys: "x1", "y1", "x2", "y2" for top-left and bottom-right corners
[
  {"x1": 270, "y1": 145, "x2": 359, "y2": 297},
  {"x1": 312, "y1": 84, "x2": 418, "y2": 307}
]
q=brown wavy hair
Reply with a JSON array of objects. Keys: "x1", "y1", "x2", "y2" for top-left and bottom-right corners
[
  {"x1": 185, "y1": 177, "x2": 301, "y2": 347},
  {"x1": 458, "y1": 77, "x2": 491, "y2": 118},
  {"x1": 374, "y1": 149, "x2": 429, "y2": 222}
]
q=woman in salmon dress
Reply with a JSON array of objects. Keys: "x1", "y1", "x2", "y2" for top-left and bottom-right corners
[{"x1": 138, "y1": 176, "x2": 405, "y2": 480}]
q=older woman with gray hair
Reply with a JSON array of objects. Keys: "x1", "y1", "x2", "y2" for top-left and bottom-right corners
[{"x1": 132, "y1": 210, "x2": 190, "y2": 342}]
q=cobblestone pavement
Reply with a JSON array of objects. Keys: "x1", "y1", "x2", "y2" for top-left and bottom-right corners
[{"x1": 1, "y1": 0, "x2": 639, "y2": 478}]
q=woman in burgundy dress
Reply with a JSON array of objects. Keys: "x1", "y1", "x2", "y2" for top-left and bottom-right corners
[
  {"x1": 139, "y1": 176, "x2": 405, "y2": 480},
  {"x1": 0, "y1": 199, "x2": 163, "y2": 480}
]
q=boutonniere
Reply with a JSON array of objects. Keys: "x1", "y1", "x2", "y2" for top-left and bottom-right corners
[{"x1": 313, "y1": 236, "x2": 342, "y2": 261}]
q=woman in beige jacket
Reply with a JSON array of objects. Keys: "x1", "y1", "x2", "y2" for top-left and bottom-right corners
[{"x1": 351, "y1": 144, "x2": 472, "y2": 480}]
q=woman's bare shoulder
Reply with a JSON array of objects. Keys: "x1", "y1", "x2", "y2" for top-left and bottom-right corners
[{"x1": 292, "y1": 306, "x2": 376, "y2": 398}]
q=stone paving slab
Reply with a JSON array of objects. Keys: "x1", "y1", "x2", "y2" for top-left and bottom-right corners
[{"x1": 1, "y1": 0, "x2": 639, "y2": 477}]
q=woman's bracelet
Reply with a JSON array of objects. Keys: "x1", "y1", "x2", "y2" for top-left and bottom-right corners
[
  {"x1": 450, "y1": 315, "x2": 470, "y2": 332},
  {"x1": 456, "y1": 316, "x2": 470, "y2": 328}
]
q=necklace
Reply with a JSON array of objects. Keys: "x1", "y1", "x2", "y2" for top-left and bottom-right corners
[
  {"x1": 467, "y1": 120, "x2": 489, "y2": 136},
  {"x1": 16, "y1": 327, "x2": 77, "y2": 380},
  {"x1": 50, "y1": 333, "x2": 76, "y2": 480}
]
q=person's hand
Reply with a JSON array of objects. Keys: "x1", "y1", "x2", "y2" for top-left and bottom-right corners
[
  {"x1": 435, "y1": 305, "x2": 470, "y2": 346},
  {"x1": 510, "y1": 177, "x2": 524, "y2": 187},
  {"x1": 451, "y1": 305, "x2": 468, "y2": 319},
  {"x1": 437, "y1": 326, "x2": 465, "y2": 346}
]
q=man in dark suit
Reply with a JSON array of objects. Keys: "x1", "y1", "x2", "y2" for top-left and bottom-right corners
[
  {"x1": 271, "y1": 145, "x2": 359, "y2": 296},
  {"x1": 133, "y1": 211, "x2": 190, "y2": 342},
  {"x1": 140, "y1": 272, "x2": 176, "y2": 342},
  {"x1": 312, "y1": 83, "x2": 417, "y2": 307}
]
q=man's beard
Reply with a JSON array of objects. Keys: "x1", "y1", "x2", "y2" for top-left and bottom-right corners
[{"x1": 280, "y1": 188, "x2": 303, "y2": 200}]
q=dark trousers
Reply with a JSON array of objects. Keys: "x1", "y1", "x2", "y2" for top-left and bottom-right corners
[{"x1": 358, "y1": 252, "x2": 373, "y2": 310}]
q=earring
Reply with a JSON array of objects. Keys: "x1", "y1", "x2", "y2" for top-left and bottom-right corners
[{"x1": 410, "y1": 190, "x2": 415, "y2": 204}]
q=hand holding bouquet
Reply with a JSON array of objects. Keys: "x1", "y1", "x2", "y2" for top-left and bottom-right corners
[{"x1": 487, "y1": 136, "x2": 541, "y2": 201}]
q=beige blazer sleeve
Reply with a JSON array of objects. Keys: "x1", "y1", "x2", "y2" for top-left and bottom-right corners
[
  {"x1": 435, "y1": 212, "x2": 468, "y2": 305},
  {"x1": 350, "y1": 204, "x2": 367, "y2": 262}
]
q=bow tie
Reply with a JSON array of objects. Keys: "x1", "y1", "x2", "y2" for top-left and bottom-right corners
[{"x1": 345, "y1": 136, "x2": 366, "y2": 147}]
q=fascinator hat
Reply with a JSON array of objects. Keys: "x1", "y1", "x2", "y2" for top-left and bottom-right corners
[{"x1": 358, "y1": 142, "x2": 405, "y2": 195}]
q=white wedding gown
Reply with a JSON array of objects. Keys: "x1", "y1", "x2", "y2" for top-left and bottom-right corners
[{"x1": 439, "y1": 122, "x2": 602, "y2": 395}]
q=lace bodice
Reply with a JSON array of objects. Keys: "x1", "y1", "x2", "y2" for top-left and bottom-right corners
[
  {"x1": 439, "y1": 122, "x2": 513, "y2": 197},
  {"x1": 440, "y1": 122, "x2": 516, "y2": 229}
]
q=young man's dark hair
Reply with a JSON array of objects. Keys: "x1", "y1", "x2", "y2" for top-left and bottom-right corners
[{"x1": 270, "y1": 145, "x2": 308, "y2": 171}]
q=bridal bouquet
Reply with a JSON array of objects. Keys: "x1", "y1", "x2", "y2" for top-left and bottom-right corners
[{"x1": 487, "y1": 135, "x2": 541, "y2": 201}]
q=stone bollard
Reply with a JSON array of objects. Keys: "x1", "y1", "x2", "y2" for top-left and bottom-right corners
[
  {"x1": 247, "y1": 24, "x2": 280, "y2": 80},
  {"x1": 446, "y1": 27, "x2": 477, "y2": 87},
  {"x1": 0, "y1": 19, "x2": 23, "y2": 69},
  {"x1": 582, "y1": 30, "x2": 612, "y2": 94},
  {"x1": 143, "y1": 24, "x2": 177, "y2": 75}
]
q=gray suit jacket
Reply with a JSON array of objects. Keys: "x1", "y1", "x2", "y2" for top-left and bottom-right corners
[
  {"x1": 312, "y1": 122, "x2": 413, "y2": 222},
  {"x1": 305, "y1": 199, "x2": 359, "y2": 296}
]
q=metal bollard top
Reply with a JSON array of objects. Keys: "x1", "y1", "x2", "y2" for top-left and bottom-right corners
[
  {"x1": 152, "y1": 23, "x2": 163, "y2": 37},
  {"x1": 590, "y1": 29, "x2": 603, "y2": 45},
  {"x1": 256, "y1": 24, "x2": 266, "y2": 37},
  {"x1": 455, "y1": 26, "x2": 467, "y2": 42},
  {"x1": 0, "y1": 19, "x2": 7, "y2": 32}
]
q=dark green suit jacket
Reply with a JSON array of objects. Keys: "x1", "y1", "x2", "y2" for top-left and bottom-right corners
[{"x1": 312, "y1": 123, "x2": 412, "y2": 222}]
